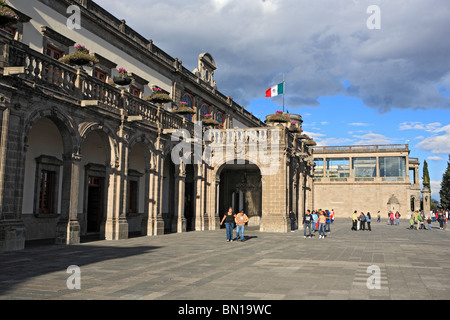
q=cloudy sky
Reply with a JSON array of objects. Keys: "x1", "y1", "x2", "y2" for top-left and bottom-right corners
[{"x1": 95, "y1": 0, "x2": 450, "y2": 200}]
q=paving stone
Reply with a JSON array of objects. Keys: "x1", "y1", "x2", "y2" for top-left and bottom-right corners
[{"x1": 1, "y1": 219, "x2": 450, "y2": 300}]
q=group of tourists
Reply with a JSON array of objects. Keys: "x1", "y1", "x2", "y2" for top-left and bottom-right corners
[
  {"x1": 351, "y1": 211, "x2": 372, "y2": 231},
  {"x1": 301, "y1": 209, "x2": 334, "y2": 239},
  {"x1": 220, "y1": 206, "x2": 450, "y2": 242}
]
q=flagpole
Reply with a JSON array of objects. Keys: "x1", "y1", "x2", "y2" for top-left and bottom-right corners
[{"x1": 283, "y1": 73, "x2": 285, "y2": 113}]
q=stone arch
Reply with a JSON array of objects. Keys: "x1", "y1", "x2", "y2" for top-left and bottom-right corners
[
  {"x1": 78, "y1": 122, "x2": 119, "y2": 168},
  {"x1": 387, "y1": 194, "x2": 400, "y2": 213},
  {"x1": 215, "y1": 159, "x2": 263, "y2": 227},
  {"x1": 21, "y1": 109, "x2": 78, "y2": 241},
  {"x1": 24, "y1": 108, "x2": 77, "y2": 156}
]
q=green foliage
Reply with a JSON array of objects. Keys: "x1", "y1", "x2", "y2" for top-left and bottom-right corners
[
  {"x1": 422, "y1": 160, "x2": 430, "y2": 188},
  {"x1": 440, "y1": 155, "x2": 450, "y2": 210}
]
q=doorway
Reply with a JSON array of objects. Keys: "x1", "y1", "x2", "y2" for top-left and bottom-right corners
[{"x1": 87, "y1": 176, "x2": 104, "y2": 233}]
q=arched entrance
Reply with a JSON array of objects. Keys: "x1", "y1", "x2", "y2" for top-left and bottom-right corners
[
  {"x1": 217, "y1": 161, "x2": 262, "y2": 227},
  {"x1": 22, "y1": 117, "x2": 65, "y2": 240},
  {"x1": 79, "y1": 129, "x2": 111, "y2": 238}
]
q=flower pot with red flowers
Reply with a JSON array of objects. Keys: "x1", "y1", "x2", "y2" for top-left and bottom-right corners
[
  {"x1": 145, "y1": 87, "x2": 172, "y2": 104},
  {"x1": 113, "y1": 68, "x2": 132, "y2": 86},
  {"x1": 0, "y1": 1, "x2": 19, "y2": 27},
  {"x1": 201, "y1": 114, "x2": 219, "y2": 127},
  {"x1": 172, "y1": 101, "x2": 196, "y2": 115},
  {"x1": 305, "y1": 139, "x2": 317, "y2": 146},
  {"x1": 59, "y1": 44, "x2": 99, "y2": 67},
  {"x1": 266, "y1": 110, "x2": 290, "y2": 123}
]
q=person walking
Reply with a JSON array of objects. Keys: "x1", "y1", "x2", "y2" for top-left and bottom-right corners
[
  {"x1": 303, "y1": 210, "x2": 313, "y2": 238},
  {"x1": 235, "y1": 209, "x2": 249, "y2": 241},
  {"x1": 220, "y1": 207, "x2": 236, "y2": 242},
  {"x1": 395, "y1": 211, "x2": 401, "y2": 226},
  {"x1": 389, "y1": 212, "x2": 395, "y2": 225},
  {"x1": 377, "y1": 211, "x2": 381, "y2": 222},
  {"x1": 289, "y1": 210, "x2": 296, "y2": 232},
  {"x1": 312, "y1": 210, "x2": 318, "y2": 233},
  {"x1": 352, "y1": 210, "x2": 358, "y2": 231},
  {"x1": 366, "y1": 212, "x2": 372, "y2": 231},
  {"x1": 325, "y1": 210, "x2": 331, "y2": 233},
  {"x1": 359, "y1": 212, "x2": 366, "y2": 231},
  {"x1": 318, "y1": 210, "x2": 327, "y2": 239},
  {"x1": 413, "y1": 211, "x2": 420, "y2": 230}
]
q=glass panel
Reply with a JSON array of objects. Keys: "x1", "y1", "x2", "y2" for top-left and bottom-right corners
[
  {"x1": 314, "y1": 158, "x2": 324, "y2": 178},
  {"x1": 326, "y1": 158, "x2": 350, "y2": 178},
  {"x1": 379, "y1": 157, "x2": 406, "y2": 179},
  {"x1": 353, "y1": 157, "x2": 376, "y2": 178}
]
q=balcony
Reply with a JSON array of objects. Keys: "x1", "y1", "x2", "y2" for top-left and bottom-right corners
[{"x1": 0, "y1": 30, "x2": 193, "y2": 134}]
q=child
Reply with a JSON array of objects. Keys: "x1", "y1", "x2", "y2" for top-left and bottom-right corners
[
  {"x1": 409, "y1": 217, "x2": 414, "y2": 229},
  {"x1": 427, "y1": 217, "x2": 432, "y2": 230}
]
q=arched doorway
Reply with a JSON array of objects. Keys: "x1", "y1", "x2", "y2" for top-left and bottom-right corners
[
  {"x1": 22, "y1": 117, "x2": 65, "y2": 240},
  {"x1": 217, "y1": 161, "x2": 262, "y2": 227},
  {"x1": 79, "y1": 129, "x2": 109, "y2": 237}
]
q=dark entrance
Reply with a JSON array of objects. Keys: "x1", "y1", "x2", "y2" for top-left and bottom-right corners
[{"x1": 87, "y1": 176, "x2": 103, "y2": 233}]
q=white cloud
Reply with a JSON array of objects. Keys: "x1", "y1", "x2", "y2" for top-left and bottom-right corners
[
  {"x1": 416, "y1": 124, "x2": 450, "y2": 154},
  {"x1": 428, "y1": 156, "x2": 443, "y2": 161},
  {"x1": 352, "y1": 133, "x2": 392, "y2": 145},
  {"x1": 399, "y1": 122, "x2": 442, "y2": 132},
  {"x1": 316, "y1": 137, "x2": 353, "y2": 146},
  {"x1": 95, "y1": 0, "x2": 450, "y2": 112},
  {"x1": 348, "y1": 122, "x2": 371, "y2": 127}
]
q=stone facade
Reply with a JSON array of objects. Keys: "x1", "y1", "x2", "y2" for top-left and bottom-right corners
[
  {"x1": 312, "y1": 145, "x2": 428, "y2": 218},
  {"x1": 0, "y1": 0, "x2": 314, "y2": 252}
]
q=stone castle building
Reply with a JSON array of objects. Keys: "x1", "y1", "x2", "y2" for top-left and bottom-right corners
[
  {"x1": 0, "y1": 0, "x2": 428, "y2": 252},
  {"x1": 0, "y1": 0, "x2": 315, "y2": 252}
]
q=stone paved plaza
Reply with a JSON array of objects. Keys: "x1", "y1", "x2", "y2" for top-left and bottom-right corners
[{"x1": 1, "y1": 219, "x2": 450, "y2": 301}]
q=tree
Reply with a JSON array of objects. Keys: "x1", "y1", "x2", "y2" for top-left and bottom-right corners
[
  {"x1": 440, "y1": 155, "x2": 450, "y2": 210},
  {"x1": 422, "y1": 160, "x2": 430, "y2": 188}
]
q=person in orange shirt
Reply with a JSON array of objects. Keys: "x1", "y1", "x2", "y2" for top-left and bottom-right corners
[{"x1": 235, "y1": 210, "x2": 249, "y2": 242}]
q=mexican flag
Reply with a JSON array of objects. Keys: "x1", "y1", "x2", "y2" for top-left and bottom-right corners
[{"x1": 265, "y1": 82, "x2": 284, "y2": 97}]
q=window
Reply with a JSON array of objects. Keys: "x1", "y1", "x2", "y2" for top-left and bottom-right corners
[
  {"x1": 200, "y1": 104, "x2": 210, "y2": 119},
  {"x1": 38, "y1": 170, "x2": 55, "y2": 214},
  {"x1": 216, "y1": 112, "x2": 224, "y2": 129},
  {"x1": 34, "y1": 155, "x2": 62, "y2": 216},
  {"x1": 353, "y1": 157, "x2": 376, "y2": 179},
  {"x1": 314, "y1": 158, "x2": 324, "y2": 178},
  {"x1": 379, "y1": 157, "x2": 406, "y2": 181},
  {"x1": 130, "y1": 86, "x2": 141, "y2": 98},
  {"x1": 44, "y1": 45, "x2": 63, "y2": 85},
  {"x1": 45, "y1": 45, "x2": 63, "y2": 60},
  {"x1": 326, "y1": 158, "x2": 349, "y2": 179},
  {"x1": 181, "y1": 93, "x2": 195, "y2": 122},
  {"x1": 94, "y1": 68, "x2": 107, "y2": 82}
]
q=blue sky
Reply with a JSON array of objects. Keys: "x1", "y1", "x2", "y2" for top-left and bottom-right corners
[{"x1": 94, "y1": 0, "x2": 450, "y2": 201}]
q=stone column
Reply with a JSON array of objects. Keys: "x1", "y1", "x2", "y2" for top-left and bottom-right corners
[
  {"x1": 141, "y1": 168, "x2": 155, "y2": 236},
  {"x1": 55, "y1": 153, "x2": 82, "y2": 245},
  {"x1": 422, "y1": 186, "x2": 431, "y2": 214},
  {"x1": 172, "y1": 164, "x2": 186, "y2": 233},
  {"x1": 194, "y1": 163, "x2": 204, "y2": 231},
  {"x1": 0, "y1": 108, "x2": 26, "y2": 252}
]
